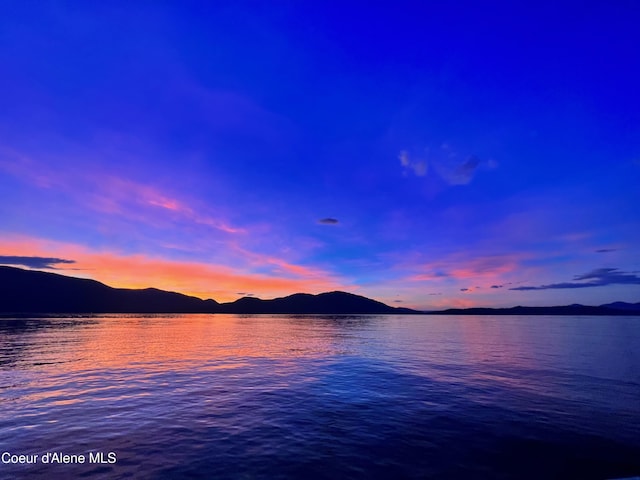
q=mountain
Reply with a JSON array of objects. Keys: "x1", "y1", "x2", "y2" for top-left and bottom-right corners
[
  {"x1": 219, "y1": 291, "x2": 416, "y2": 314},
  {"x1": 427, "y1": 303, "x2": 640, "y2": 315},
  {"x1": 0, "y1": 266, "x2": 414, "y2": 314},
  {"x1": 599, "y1": 301, "x2": 640, "y2": 312},
  {"x1": 0, "y1": 266, "x2": 218, "y2": 313},
  {"x1": 1, "y1": 266, "x2": 638, "y2": 315}
]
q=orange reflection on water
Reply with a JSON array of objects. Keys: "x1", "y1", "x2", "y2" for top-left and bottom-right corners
[
  {"x1": 3, "y1": 314, "x2": 635, "y2": 414},
  {"x1": 11, "y1": 315, "x2": 365, "y2": 375},
  {"x1": 4, "y1": 315, "x2": 360, "y2": 408}
]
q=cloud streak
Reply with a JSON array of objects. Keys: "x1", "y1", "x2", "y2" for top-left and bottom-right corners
[
  {"x1": 510, "y1": 268, "x2": 640, "y2": 290},
  {"x1": 399, "y1": 150, "x2": 427, "y2": 177},
  {"x1": 399, "y1": 145, "x2": 494, "y2": 186},
  {"x1": 407, "y1": 253, "x2": 523, "y2": 283},
  {"x1": 0, "y1": 150, "x2": 244, "y2": 235},
  {"x1": 0, "y1": 255, "x2": 76, "y2": 269}
]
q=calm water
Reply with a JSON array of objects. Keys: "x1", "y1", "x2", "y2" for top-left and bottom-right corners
[{"x1": 1, "y1": 314, "x2": 639, "y2": 479}]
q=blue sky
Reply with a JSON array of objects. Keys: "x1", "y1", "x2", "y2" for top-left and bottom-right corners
[{"x1": 1, "y1": 1, "x2": 639, "y2": 308}]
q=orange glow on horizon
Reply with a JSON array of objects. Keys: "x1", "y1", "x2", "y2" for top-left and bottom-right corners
[{"x1": 0, "y1": 236, "x2": 353, "y2": 302}]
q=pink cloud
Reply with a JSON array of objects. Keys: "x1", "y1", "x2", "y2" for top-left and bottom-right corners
[
  {"x1": 406, "y1": 252, "x2": 524, "y2": 286},
  {"x1": 231, "y1": 245, "x2": 332, "y2": 279},
  {"x1": 0, "y1": 149, "x2": 244, "y2": 235},
  {"x1": 366, "y1": 250, "x2": 539, "y2": 309}
]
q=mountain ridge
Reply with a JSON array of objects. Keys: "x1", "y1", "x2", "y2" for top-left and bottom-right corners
[
  {"x1": 0, "y1": 266, "x2": 414, "y2": 314},
  {"x1": 1, "y1": 266, "x2": 638, "y2": 315},
  {"x1": 425, "y1": 303, "x2": 640, "y2": 316}
]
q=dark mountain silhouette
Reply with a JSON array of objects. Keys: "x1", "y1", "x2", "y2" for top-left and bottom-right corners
[
  {"x1": 1, "y1": 266, "x2": 637, "y2": 315},
  {"x1": 218, "y1": 291, "x2": 416, "y2": 314},
  {"x1": 0, "y1": 266, "x2": 218, "y2": 313},
  {"x1": 599, "y1": 301, "x2": 640, "y2": 312},
  {"x1": 0, "y1": 266, "x2": 414, "y2": 314},
  {"x1": 427, "y1": 303, "x2": 640, "y2": 316}
]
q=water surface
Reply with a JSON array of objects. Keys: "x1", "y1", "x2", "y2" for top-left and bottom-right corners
[{"x1": 1, "y1": 314, "x2": 639, "y2": 479}]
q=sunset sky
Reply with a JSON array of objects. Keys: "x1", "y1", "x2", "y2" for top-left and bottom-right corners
[{"x1": 1, "y1": 2, "x2": 639, "y2": 309}]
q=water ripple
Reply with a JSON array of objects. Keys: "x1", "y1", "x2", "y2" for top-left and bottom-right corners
[{"x1": 1, "y1": 314, "x2": 639, "y2": 479}]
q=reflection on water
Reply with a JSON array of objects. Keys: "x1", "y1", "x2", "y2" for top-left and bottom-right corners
[{"x1": 1, "y1": 314, "x2": 639, "y2": 479}]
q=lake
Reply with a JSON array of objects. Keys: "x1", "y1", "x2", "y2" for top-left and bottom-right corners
[{"x1": 1, "y1": 314, "x2": 639, "y2": 479}]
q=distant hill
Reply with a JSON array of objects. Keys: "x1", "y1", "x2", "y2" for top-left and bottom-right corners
[
  {"x1": 0, "y1": 266, "x2": 218, "y2": 313},
  {"x1": 1, "y1": 266, "x2": 638, "y2": 315},
  {"x1": 600, "y1": 301, "x2": 640, "y2": 312},
  {"x1": 427, "y1": 303, "x2": 640, "y2": 316},
  {"x1": 218, "y1": 291, "x2": 417, "y2": 314},
  {"x1": 0, "y1": 266, "x2": 414, "y2": 314}
]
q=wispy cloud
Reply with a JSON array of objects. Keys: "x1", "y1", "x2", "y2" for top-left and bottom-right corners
[
  {"x1": 407, "y1": 253, "x2": 523, "y2": 283},
  {"x1": 445, "y1": 155, "x2": 480, "y2": 185},
  {"x1": 431, "y1": 152, "x2": 485, "y2": 186},
  {"x1": 78, "y1": 174, "x2": 246, "y2": 234},
  {"x1": 398, "y1": 145, "x2": 495, "y2": 186},
  {"x1": 460, "y1": 286, "x2": 483, "y2": 293},
  {"x1": 0, "y1": 255, "x2": 76, "y2": 269},
  {"x1": 230, "y1": 244, "x2": 345, "y2": 282},
  {"x1": 510, "y1": 268, "x2": 640, "y2": 290},
  {"x1": 0, "y1": 149, "x2": 244, "y2": 235},
  {"x1": 371, "y1": 251, "x2": 527, "y2": 308},
  {"x1": 399, "y1": 150, "x2": 427, "y2": 176}
]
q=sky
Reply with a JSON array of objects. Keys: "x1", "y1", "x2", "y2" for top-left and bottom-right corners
[{"x1": 1, "y1": 1, "x2": 639, "y2": 309}]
